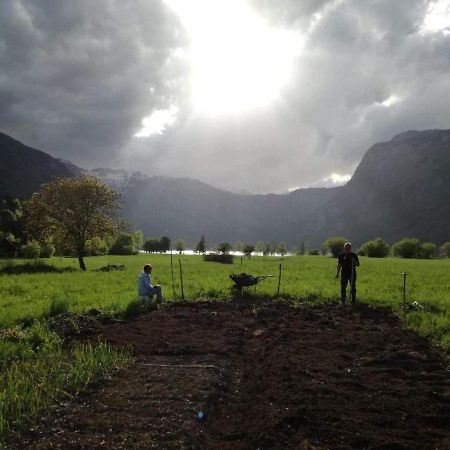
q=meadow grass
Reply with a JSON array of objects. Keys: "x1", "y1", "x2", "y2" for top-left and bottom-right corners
[
  {"x1": 0, "y1": 321, "x2": 131, "y2": 438},
  {"x1": 0, "y1": 254, "x2": 448, "y2": 349}
]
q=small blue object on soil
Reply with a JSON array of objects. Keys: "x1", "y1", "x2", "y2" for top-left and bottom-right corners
[{"x1": 196, "y1": 411, "x2": 205, "y2": 421}]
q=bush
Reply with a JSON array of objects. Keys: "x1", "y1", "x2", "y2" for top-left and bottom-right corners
[
  {"x1": 441, "y1": 242, "x2": 450, "y2": 258},
  {"x1": 358, "y1": 238, "x2": 390, "y2": 258},
  {"x1": 323, "y1": 237, "x2": 348, "y2": 258},
  {"x1": 308, "y1": 249, "x2": 320, "y2": 255},
  {"x1": 21, "y1": 240, "x2": 41, "y2": 259},
  {"x1": 109, "y1": 233, "x2": 138, "y2": 255},
  {"x1": 85, "y1": 237, "x2": 108, "y2": 256},
  {"x1": 39, "y1": 239, "x2": 55, "y2": 258},
  {"x1": 203, "y1": 253, "x2": 234, "y2": 264},
  {"x1": 392, "y1": 238, "x2": 421, "y2": 258},
  {"x1": 418, "y1": 242, "x2": 437, "y2": 259}
]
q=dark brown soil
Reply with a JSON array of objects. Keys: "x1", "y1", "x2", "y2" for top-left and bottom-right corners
[{"x1": 7, "y1": 301, "x2": 450, "y2": 449}]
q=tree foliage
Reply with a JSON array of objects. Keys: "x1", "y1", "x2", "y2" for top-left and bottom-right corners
[
  {"x1": 174, "y1": 239, "x2": 186, "y2": 254},
  {"x1": 160, "y1": 236, "x2": 171, "y2": 252},
  {"x1": 21, "y1": 240, "x2": 41, "y2": 259},
  {"x1": 441, "y1": 242, "x2": 450, "y2": 258},
  {"x1": 358, "y1": 238, "x2": 390, "y2": 258},
  {"x1": 323, "y1": 237, "x2": 348, "y2": 258},
  {"x1": 25, "y1": 176, "x2": 120, "y2": 270},
  {"x1": 243, "y1": 244, "x2": 255, "y2": 257},
  {"x1": 109, "y1": 233, "x2": 138, "y2": 255},
  {"x1": 392, "y1": 238, "x2": 421, "y2": 259},
  {"x1": 255, "y1": 241, "x2": 265, "y2": 254},
  {"x1": 85, "y1": 236, "x2": 109, "y2": 256},
  {"x1": 195, "y1": 235, "x2": 207, "y2": 253},
  {"x1": 0, "y1": 197, "x2": 24, "y2": 257},
  {"x1": 217, "y1": 242, "x2": 232, "y2": 254},
  {"x1": 418, "y1": 242, "x2": 437, "y2": 259},
  {"x1": 278, "y1": 242, "x2": 287, "y2": 256},
  {"x1": 143, "y1": 236, "x2": 172, "y2": 253}
]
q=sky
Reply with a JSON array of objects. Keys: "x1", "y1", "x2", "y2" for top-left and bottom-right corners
[{"x1": 1, "y1": 0, "x2": 450, "y2": 193}]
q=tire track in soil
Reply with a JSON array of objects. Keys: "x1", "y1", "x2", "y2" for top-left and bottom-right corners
[{"x1": 7, "y1": 302, "x2": 450, "y2": 449}]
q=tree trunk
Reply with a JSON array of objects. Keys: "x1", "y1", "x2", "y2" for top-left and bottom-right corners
[{"x1": 78, "y1": 254, "x2": 86, "y2": 271}]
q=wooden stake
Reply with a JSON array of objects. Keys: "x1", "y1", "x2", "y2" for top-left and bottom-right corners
[
  {"x1": 402, "y1": 272, "x2": 407, "y2": 327},
  {"x1": 277, "y1": 263, "x2": 282, "y2": 297},
  {"x1": 170, "y1": 250, "x2": 175, "y2": 300},
  {"x1": 179, "y1": 258, "x2": 185, "y2": 301}
]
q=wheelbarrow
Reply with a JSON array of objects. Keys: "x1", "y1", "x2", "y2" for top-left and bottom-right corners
[{"x1": 229, "y1": 272, "x2": 274, "y2": 293}]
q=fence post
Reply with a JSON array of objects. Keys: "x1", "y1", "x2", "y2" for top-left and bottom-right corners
[
  {"x1": 402, "y1": 272, "x2": 407, "y2": 327},
  {"x1": 277, "y1": 264, "x2": 282, "y2": 297},
  {"x1": 179, "y1": 259, "x2": 185, "y2": 301},
  {"x1": 170, "y1": 250, "x2": 176, "y2": 300}
]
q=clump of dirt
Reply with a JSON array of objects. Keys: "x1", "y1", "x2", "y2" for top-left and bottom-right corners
[
  {"x1": 8, "y1": 301, "x2": 450, "y2": 449},
  {"x1": 46, "y1": 312, "x2": 103, "y2": 340}
]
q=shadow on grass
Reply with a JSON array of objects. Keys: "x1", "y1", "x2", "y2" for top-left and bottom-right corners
[{"x1": 0, "y1": 260, "x2": 76, "y2": 275}]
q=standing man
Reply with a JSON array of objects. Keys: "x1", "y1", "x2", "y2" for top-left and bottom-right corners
[
  {"x1": 335, "y1": 242, "x2": 360, "y2": 304},
  {"x1": 138, "y1": 264, "x2": 163, "y2": 304}
]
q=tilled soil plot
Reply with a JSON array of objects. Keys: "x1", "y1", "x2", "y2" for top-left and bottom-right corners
[{"x1": 7, "y1": 301, "x2": 450, "y2": 450}]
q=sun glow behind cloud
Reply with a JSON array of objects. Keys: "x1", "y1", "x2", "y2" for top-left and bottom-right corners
[
  {"x1": 421, "y1": 0, "x2": 450, "y2": 34},
  {"x1": 165, "y1": 0, "x2": 302, "y2": 114},
  {"x1": 134, "y1": 106, "x2": 179, "y2": 137}
]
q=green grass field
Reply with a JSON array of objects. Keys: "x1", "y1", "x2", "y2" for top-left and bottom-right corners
[{"x1": 1, "y1": 254, "x2": 449, "y2": 350}]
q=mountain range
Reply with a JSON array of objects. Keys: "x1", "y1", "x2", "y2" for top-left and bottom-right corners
[{"x1": 1, "y1": 129, "x2": 449, "y2": 247}]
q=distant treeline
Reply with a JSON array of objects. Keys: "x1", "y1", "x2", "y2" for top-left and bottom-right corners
[{"x1": 1, "y1": 196, "x2": 449, "y2": 260}]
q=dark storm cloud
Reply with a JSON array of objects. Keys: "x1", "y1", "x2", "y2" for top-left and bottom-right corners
[
  {"x1": 0, "y1": 0, "x2": 187, "y2": 166},
  {"x1": 1, "y1": 0, "x2": 450, "y2": 192}
]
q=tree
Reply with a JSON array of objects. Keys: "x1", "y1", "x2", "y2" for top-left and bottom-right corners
[
  {"x1": 133, "y1": 230, "x2": 144, "y2": 250},
  {"x1": 174, "y1": 239, "x2": 186, "y2": 254},
  {"x1": 0, "y1": 197, "x2": 24, "y2": 257},
  {"x1": 358, "y1": 238, "x2": 390, "y2": 258},
  {"x1": 195, "y1": 235, "x2": 207, "y2": 253},
  {"x1": 159, "y1": 236, "x2": 171, "y2": 253},
  {"x1": 323, "y1": 237, "x2": 348, "y2": 258},
  {"x1": 441, "y1": 242, "x2": 450, "y2": 258},
  {"x1": 418, "y1": 242, "x2": 437, "y2": 259},
  {"x1": 392, "y1": 238, "x2": 421, "y2": 259},
  {"x1": 109, "y1": 233, "x2": 138, "y2": 255},
  {"x1": 243, "y1": 244, "x2": 255, "y2": 257},
  {"x1": 143, "y1": 238, "x2": 160, "y2": 253},
  {"x1": 217, "y1": 242, "x2": 232, "y2": 254},
  {"x1": 255, "y1": 241, "x2": 265, "y2": 255},
  {"x1": 263, "y1": 243, "x2": 271, "y2": 256},
  {"x1": 25, "y1": 176, "x2": 120, "y2": 270},
  {"x1": 233, "y1": 241, "x2": 245, "y2": 253},
  {"x1": 278, "y1": 242, "x2": 287, "y2": 256}
]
